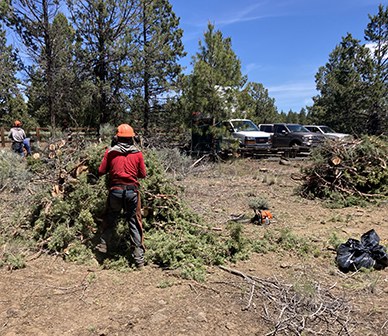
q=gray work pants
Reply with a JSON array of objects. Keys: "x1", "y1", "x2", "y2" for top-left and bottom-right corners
[{"x1": 100, "y1": 188, "x2": 144, "y2": 265}]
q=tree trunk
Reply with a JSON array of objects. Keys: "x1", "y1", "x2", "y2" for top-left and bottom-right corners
[{"x1": 43, "y1": 0, "x2": 55, "y2": 128}]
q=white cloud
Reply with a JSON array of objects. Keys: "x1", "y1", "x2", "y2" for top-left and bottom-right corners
[
  {"x1": 365, "y1": 42, "x2": 388, "y2": 60},
  {"x1": 216, "y1": 2, "x2": 280, "y2": 26},
  {"x1": 183, "y1": 1, "x2": 281, "y2": 28},
  {"x1": 216, "y1": 14, "x2": 267, "y2": 26},
  {"x1": 244, "y1": 63, "x2": 263, "y2": 74},
  {"x1": 268, "y1": 82, "x2": 316, "y2": 95},
  {"x1": 267, "y1": 81, "x2": 317, "y2": 111}
]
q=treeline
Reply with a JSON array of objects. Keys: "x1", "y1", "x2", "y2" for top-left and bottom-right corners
[{"x1": 0, "y1": 1, "x2": 387, "y2": 137}]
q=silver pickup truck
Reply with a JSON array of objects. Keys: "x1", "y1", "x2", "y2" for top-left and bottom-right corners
[{"x1": 304, "y1": 125, "x2": 352, "y2": 141}]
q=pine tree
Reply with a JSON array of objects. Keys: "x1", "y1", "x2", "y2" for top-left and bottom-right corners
[
  {"x1": 364, "y1": 4, "x2": 388, "y2": 134},
  {"x1": 130, "y1": 0, "x2": 185, "y2": 132},
  {"x1": 238, "y1": 82, "x2": 278, "y2": 124},
  {"x1": 310, "y1": 5, "x2": 388, "y2": 136},
  {"x1": 298, "y1": 108, "x2": 308, "y2": 125},
  {"x1": 26, "y1": 13, "x2": 84, "y2": 128},
  {"x1": 2, "y1": 0, "x2": 61, "y2": 128},
  {"x1": 310, "y1": 34, "x2": 373, "y2": 135},
  {"x1": 0, "y1": 25, "x2": 21, "y2": 123},
  {"x1": 67, "y1": 0, "x2": 139, "y2": 125},
  {"x1": 182, "y1": 23, "x2": 246, "y2": 123}
]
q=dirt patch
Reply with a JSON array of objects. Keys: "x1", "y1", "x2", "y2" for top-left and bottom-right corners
[{"x1": 1, "y1": 158, "x2": 388, "y2": 335}]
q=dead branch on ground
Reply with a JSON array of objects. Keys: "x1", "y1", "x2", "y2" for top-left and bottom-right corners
[{"x1": 219, "y1": 265, "x2": 355, "y2": 335}]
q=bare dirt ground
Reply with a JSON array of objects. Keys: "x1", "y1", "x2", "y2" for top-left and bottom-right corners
[{"x1": 1, "y1": 158, "x2": 388, "y2": 336}]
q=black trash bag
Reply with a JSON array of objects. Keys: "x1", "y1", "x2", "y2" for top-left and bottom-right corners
[
  {"x1": 361, "y1": 229, "x2": 388, "y2": 270},
  {"x1": 360, "y1": 229, "x2": 380, "y2": 249},
  {"x1": 371, "y1": 245, "x2": 388, "y2": 270},
  {"x1": 336, "y1": 229, "x2": 388, "y2": 273},
  {"x1": 336, "y1": 239, "x2": 375, "y2": 272}
]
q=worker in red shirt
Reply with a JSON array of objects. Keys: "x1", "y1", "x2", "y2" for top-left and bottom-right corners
[{"x1": 96, "y1": 124, "x2": 146, "y2": 268}]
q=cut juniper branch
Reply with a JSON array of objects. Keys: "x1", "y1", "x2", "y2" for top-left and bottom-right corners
[
  {"x1": 219, "y1": 265, "x2": 355, "y2": 335},
  {"x1": 189, "y1": 222, "x2": 223, "y2": 231},
  {"x1": 242, "y1": 281, "x2": 255, "y2": 311}
]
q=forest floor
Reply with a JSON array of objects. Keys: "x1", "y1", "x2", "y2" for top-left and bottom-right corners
[{"x1": 1, "y1": 157, "x2": 388, "y2": 336}]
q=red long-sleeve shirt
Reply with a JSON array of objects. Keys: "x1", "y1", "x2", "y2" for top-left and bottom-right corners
[{"x1": 98, "y1": 148, "x2": 146, "y2": 187}]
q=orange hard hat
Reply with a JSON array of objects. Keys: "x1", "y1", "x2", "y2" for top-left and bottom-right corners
[
  {"x1": 14, "y1": 120, "x2": 21, "y2": 127},
  {"x1": 117, "y1": 124, "x2": 135, "y2": 137}
]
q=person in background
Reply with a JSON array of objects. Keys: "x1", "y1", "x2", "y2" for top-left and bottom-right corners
[
  {"x1": 96, "y1": 124, "x2": 147, "y2": 268},
  {"x1": 23, "y1": 137, "x2": 32, "y2": 156},
  {"x1": 8, "y1": 120, "x2": 26, "y2": 157}
]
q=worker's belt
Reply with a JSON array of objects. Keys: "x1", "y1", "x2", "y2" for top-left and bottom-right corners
[{"x1": 110, "y1": 184, "x2": 137, "y2": 191}]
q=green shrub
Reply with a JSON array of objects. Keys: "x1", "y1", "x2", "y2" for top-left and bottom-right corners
[
  {"x1": 0, "y1": 252, "x2": 26, "y2": 270},
  {"x1": 277, "y1": 228, "x2": 314, "y2": 256},
  {"x1": 224, "y1": 222, "x2": 251, "y2": 262},
  {"x1": 248, "y1": 197, "x2": 270, "y2": 211},
  {"x1": 0, "y1": 239, "x2": 28, "y2": 270},
  {"x1": 0, "y1": 150, "x2": 31, "y2": 191},
  {"x1": 249, "y1": 228, "x2": 316, "y2": 257},
  {"x1": 250, "y1": 230, "x2": 274, "y2": 254},
  {"x1": 327, "y1": 231, "x2": 345, "y2": 250},
  {"x1": 153, "y1": 147, "x2": 193, "y2": 179},
  {"x1": 20, "y1": 143, "x2": 255, "y2": 278},
  {"x1": 64, "y1": 241, "x2": 95, "y2": 264}
]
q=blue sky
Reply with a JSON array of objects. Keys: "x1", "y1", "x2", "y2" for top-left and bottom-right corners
[{"x1": 169, "y1": 0, "x2": 384, "y2": 113}]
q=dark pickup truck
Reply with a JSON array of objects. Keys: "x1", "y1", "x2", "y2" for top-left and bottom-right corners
[{"x1": 271, "y1": 123, "x2": 325, "y2": 149}]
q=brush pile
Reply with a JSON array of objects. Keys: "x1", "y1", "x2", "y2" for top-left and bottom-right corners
[
  {"x1": 300, "y1": 136, "x2": 388, "y2": 206},
  {"x1": 1, "y1": 134, "x2": 248, "y2": 278}
]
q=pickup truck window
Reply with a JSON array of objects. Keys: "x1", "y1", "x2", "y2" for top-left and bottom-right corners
[
  {"x1": 231, "y1": 120, "x2": 259, "y2": 132},
  {"x1": 320, "y1": 126, "x2": 336, "y2": 133},
  {"x1": 307, "y1": 126, "x2": 319, "y2": 133},
  {"x1": 287, "y1": 125, "x2": 310, "y2": 132},
  {"x1": 274, "y1": 125, "x2": 287, "y2": 133},
  {"x1": 259, "y1": 125, "x2": 274, "y2": 133}
]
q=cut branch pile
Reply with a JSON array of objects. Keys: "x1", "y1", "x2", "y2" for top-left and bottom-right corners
[
  {"x1": 30, "y1": 135, "x2": 101, "y2": 195},
  {"x1": 219, "y1": 266, "x2": 355, "y2": 335},
  {"x1": 25, "y1": 136, "x2": 107, "y2": 254},
  {"x1": 299, "y1": 136, "x2": 387, "y2": 203},
  {"x1": 21, "y1": 140, "x2": 241, "y2": 278}
]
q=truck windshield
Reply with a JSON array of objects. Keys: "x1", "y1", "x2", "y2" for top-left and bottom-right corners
[
  {"x1": 287, "y1": 124, "x2": 310, "y2": 133},
  {"x1": 231, "y1": 120, "x2": 259, "y2": 132}
]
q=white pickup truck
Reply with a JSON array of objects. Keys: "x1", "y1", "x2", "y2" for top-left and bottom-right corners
[{"x1": 217, "y1": 119, "x2": 272, "y2": 150}]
